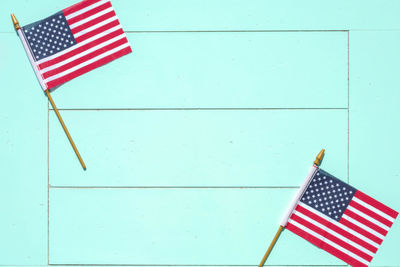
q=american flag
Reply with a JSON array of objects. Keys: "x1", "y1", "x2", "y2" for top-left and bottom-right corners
[
  {"x1": 19, "y1": 0, "x2": 131, "y2": 90},
  {"x1": 286, "y1": 168, "x2": 398, "y2": 266}
]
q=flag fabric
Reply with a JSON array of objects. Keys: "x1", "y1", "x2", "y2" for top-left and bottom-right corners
[
  {"x1": 20, "y1": 0, "x2": 131, "y2": 90},
  {"x1": 286, "y1": 168, "x2": 398, "y2": 266}
]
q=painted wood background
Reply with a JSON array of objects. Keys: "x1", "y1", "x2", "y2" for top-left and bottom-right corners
[{"x1": 0, "y1": 0, "x2": 399, "y2": 266}]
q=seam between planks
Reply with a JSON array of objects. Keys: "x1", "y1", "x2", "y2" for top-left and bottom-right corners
[
  {"x1": 0, "y1": 29, "x2": 349, "y2": 34},
  {"x1": 347, "y1": 31, "x2": 350, "y2": 184},
  {"x1": 49, "y1": 108, "x2": 349, "y2": 111},
  {"x1": 47, "y1": 100, "x2": 50, "y2": 265},
  {"x1": 49, "y1": 186, "x2": 301, "y2": 189}
]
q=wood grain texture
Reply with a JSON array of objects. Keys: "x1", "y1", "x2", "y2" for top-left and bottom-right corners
[
  {"x1": 48, "y1": 32, "x2": 348, "y2": 109},
  {"x1": 1, "y1": 0, "x2": 399, "y2": 266},
  {"x1": 0, "y1": 34, "x2": 48, "y2": 265},
  {"x1": 2, "y1": 0, "x2": 400, "y2": 32},
  {"x1": 49, "y1": 188, "x2": 344, "y2": 265},
  {"x1": 49, "y1": 110, "x2": 347, "y2": 187},
  {"x1": 349, "y1": 31, "x2": 400, "y2": 266}
]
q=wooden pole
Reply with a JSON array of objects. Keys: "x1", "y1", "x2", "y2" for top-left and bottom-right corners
[
  {"x1": 258, "y1": 225, "x2": 284, "y2": 267},
  {"x1": 46, "y1": 90, "x2": 86, "y2": 170}
]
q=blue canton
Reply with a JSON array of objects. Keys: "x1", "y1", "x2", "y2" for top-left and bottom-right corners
[
  {"x1": 22, "y1": 11, "x2": 76, "y2": 61},
  {"x1": 301, "y1": 169, "x2": 356, "y2": 221}
]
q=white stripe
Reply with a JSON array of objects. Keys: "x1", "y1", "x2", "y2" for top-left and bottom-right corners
[
  {"x1": 18, "y1": 30, "x2": 48, "y2": 90},
  {"x1": 37, "y1": 25, "x2": 122, "y2": 65},
  {"x1": 293, "y1": 210, "x2": 375, "y2": 257},
  {"x1": 69, "y1": 7, "x2": 114, "y2": 29},
  {"x1": 65, "y1": 0, "x2": 110, "y2": 20},
  {"x1": 299, "y1": 203, "x2": 380, "y2": 248},
  {"x1": 288, "y1": 219, "x2": 370, "y2": 265},
  {"x1": 44, "y1": 43, "x2": 130, "y2": 82},
  {"x1": 353, "y1": 197, "x2": 396, "y2": 222},
  {"x1": 342, "y1": 214, "x2": 385, "y2": 240},
  {"x1": 347, "y1": 205, "x2": 390, "y2": 231},
  {"x1": 280, "y1": 165, "x2": 318, "y2": 226},
  {"x1": 73, "y1": 16, "x2": 118, "y2": 38},
  {"x1": 40, "y1": 34, "x2": 126, "y2": 74}
]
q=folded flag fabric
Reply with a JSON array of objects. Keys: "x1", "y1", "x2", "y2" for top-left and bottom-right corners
[
  {"x1": 18, "y1": 0, "x2": 131, "y2": 90},
  {"x1": 285, "y1": 168, "x2": 398, "y2": 266}
]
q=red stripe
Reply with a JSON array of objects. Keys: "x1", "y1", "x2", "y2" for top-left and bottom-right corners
[
  {"x1": 339, "y1": 217, "x2": 383, "y2": 245},
  {"x1": 42, "y1": 37, "x2": 128, "y2": 78},
  {"x1": 355, "y1": 191, "x2": 398, "y2": 219},
  {"x1": 63, "y1": 0, "x2": 103, "y2": 16},
  {"x1": 290, "y1": 214, "x2": 373, "y2": 261},
  {"x1": 349, "y1": 200, "x2": 393, "y2": 228},
  {"x1": 67, "y1": 1, "x2": 112, "y2": 25},
  {"x1": 75, "y1": 19, "x2": 120, "y2": 43},
  {"x1": 70, "y1": 10, "x2": 116, "y2": 35},
  {"x1": 294, "y1": 205, "x2": 378, "y2": 253},
  {"x1": 286, "y1": 222, "x2": 368, "y2": 267},
  {"x1": 46, "y1": 46, "x2": 132, "y2": 89},
  {"x1": 344, "y1": 209, "x2": 388, "y2": 236},
  {"x1": 39, "y1": 29, "x2": 124, "y2": 69}
]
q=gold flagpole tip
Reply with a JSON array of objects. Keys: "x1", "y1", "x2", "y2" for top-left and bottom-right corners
[
  {"x1": 11, "y1": 13, "x2": 21, "y2": 30},
  {"x1": 313, "y1": 148, "x2": 325, "y2": 166}
]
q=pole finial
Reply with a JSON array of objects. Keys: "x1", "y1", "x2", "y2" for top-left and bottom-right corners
[
  {"x1": 11, "y1": 13, "x2": 21, "y2": 30},
  {"x1": 314, "y1": 149, "x2": 325, "y2": 166}
]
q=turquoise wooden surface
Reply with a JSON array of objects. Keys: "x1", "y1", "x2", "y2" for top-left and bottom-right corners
[
  {"x1": 49, "y1": 110, "x2": 347, "y2": 186},
  {"x1": 49, "y1": 32, "x2": 347, "y2": 109},
  {"x1": 2, "y1": 0, "x2": 400, "y2": 32},
  {"x1": 49, "y1": 189, "x2": 343, "y2": 265},
  {"x1": 1, "y1": 0, "x2": 399, "y2": 267}
]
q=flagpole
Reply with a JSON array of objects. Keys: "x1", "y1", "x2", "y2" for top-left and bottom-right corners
[
  {"x1": 45, "y1": 90, "x2": 86, "y2": 170},
  {"x1": 11, "y1": 13, "x2": 86, "y2": 170},
  {"x1": 257, "y1": 149, "x2": 325, "y2": 267}
]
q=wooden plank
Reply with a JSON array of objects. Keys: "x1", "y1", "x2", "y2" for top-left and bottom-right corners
[
  {"x1": 49, "y1": 188, "x2": 344, "y2": 265},
  {"x1": 49, "y1": 32, "x2": 348, "y2": 109},
  {"x1": 49, "y1": 110, "x2": 347, "y2": 187},
  {"x1": 0, "y1": 35, "x2": 48, "y2": 264},
  {"x1": 349, "y1": 31, "x2": 400, "y2": 266},
  {"x1": 2, "y1": 0, "x2": 400, "y2": 32}
]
